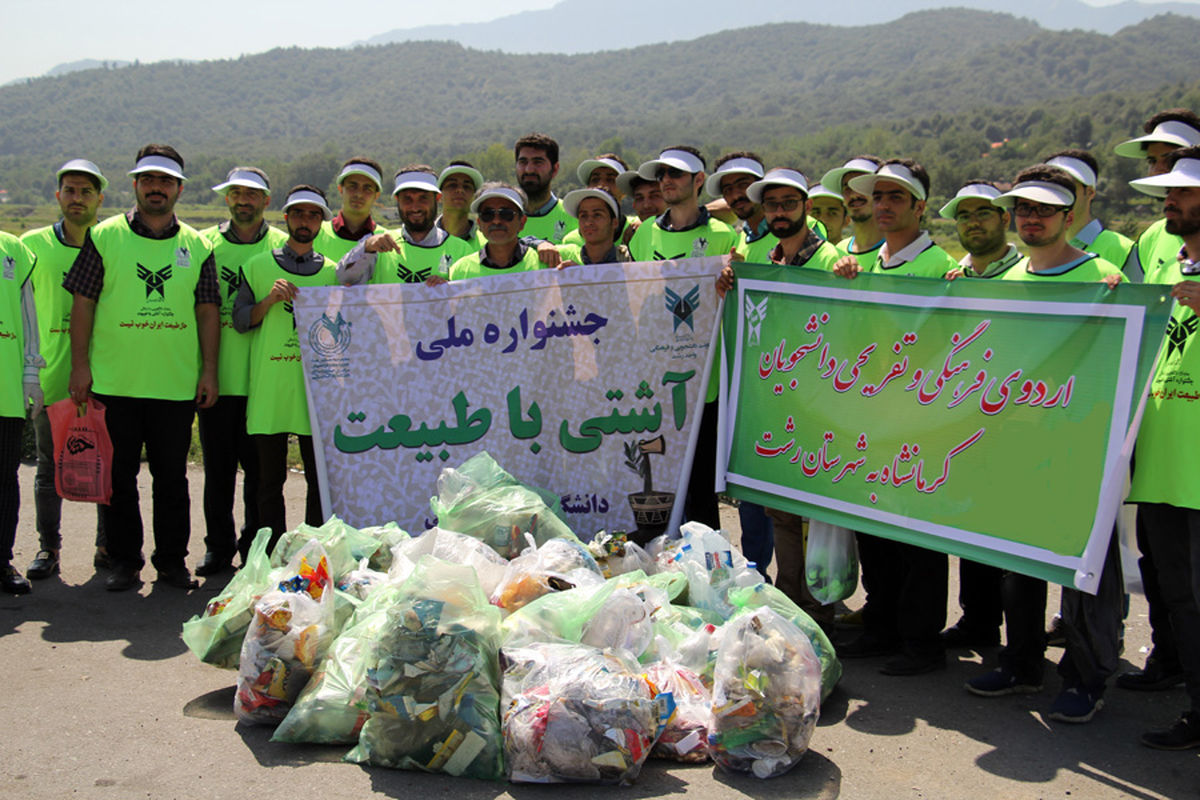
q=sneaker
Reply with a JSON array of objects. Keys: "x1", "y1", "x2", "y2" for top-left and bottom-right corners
[
  {"x1": 1048, "y1": 687, "x2": 1104, "y2": 723},
  {"x1": 1117, "y1": 656, "x2": 1185, "y2": 692},
  {"x1": 26, "y1": 550, "x2": 60, "y2": 580},
  {"x1": 1, "y1": 564, "x2": 32, "y2": 595},
  {"x1": 1141, "y1": 711, "x2": 1200, "y2": 750},
  {"x1": 1045, "y1": 614, "x2": 1066, "y2": 648},
  {"x1": 966, "y1": 668, "x2": 1043, "y2": 697}
]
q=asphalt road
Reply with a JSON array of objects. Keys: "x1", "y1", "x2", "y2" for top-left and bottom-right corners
[{"x1": 1, "y1": 462, "x2": 1195, "y2": 799}]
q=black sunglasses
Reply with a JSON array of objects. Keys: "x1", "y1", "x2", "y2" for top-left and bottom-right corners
[{"x1": 478, "y1": 207, "x2": 520, "y2": 222}]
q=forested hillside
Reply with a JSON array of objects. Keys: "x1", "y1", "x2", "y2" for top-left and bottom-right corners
[{"x1": 0, "y1": 9, "x2": 1196, "y2": 224}]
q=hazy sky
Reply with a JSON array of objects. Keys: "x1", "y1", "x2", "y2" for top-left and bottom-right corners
[{"x1": 0, "y1": 0, "x2": 1193, "y2": 86}]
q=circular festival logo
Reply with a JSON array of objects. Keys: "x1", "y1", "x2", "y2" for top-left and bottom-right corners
[{"x1": 308, "y1": 312, "x2": 352, "y2": 357}]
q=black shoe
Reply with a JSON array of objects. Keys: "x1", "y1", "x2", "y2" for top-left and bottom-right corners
[
  {"x1": 94, "y1": 549, "x2": 113, "y2": 570},
  {"x1": 1141, "y1": 711, "x2": 1200, "y2": 750},
  {"x1": 838, "y1": 632, "x2": 902, "y2": 659},
  {"x1": 880, "y1": 651, "x2": 947, "y2": 676},
  {"x1": 26, "y1": 550, "x2": 60, "y2": 580},
  {"x1": 1116, "y1": 657, "x2": 1185, "y2": 692},
  {"x1": 1045, "y1": 615, "x2": 1066, "y2": 647},
  {"x1": 194, "y1": 553, "x2": 233, "y2": 577},
  {"x1": 940, "y1": 622, "x2": 1000, "y2": 648},
  {"x1": 156, "y1": 566, "x2": 199, "y2": 590},
  {"x1": 105, "y1": 565, "x2": 141, "y2": 592},
  {"x1": 1, "y1": 564, "x2": 32, "y2": 595}
]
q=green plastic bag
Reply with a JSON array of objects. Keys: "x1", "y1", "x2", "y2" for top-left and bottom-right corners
[
  {"x1": 805, "y1": 520, "x2": 859, "y2": 605},
  {"x1": 726, "y1": 583, "x2": 842, "y2": 700},
  {"x1": 181, "y1": 528, "x2": 277, "y2": 669},
  {"x1": 272, "y1": 583, "x2": 403, "y2": 744},
  {"x1": 271, "y1": 516, "x2": 396, "y2": 581},
  {"x1": 347, "y1": 556, "x2": 505, "y2": 780}
]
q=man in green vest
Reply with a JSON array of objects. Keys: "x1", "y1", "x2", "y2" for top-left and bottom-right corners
[
  {"x1": 822, "y1": 156, "x2": 885, "y2": 269},
  {"x1": 194, "y1": 166, "x2": 287, "y2": 576},
  {"x1": 514, "y1": 133, "x2": 577, "y2": 244},
  {"x1": 435, "y1": 161, "x2": 485, "y2": 245},
  {"x1": 313, "y1": 158, "x2": 385, "y2": 261},
  {"x1": 808, "y1": 182, "x2": 849, "y2": 246},
  {"x1": 965, "y1": 166, "x2": 1124, "y2": 723},
  {"x1": 941, "y1": 181, "x2": 1020, "y2": 280},
  {"x1": 337, "y1": 165, "x2": 474, "y2": 284},
  {"x1": 706, "y1": 152, "x2": 769, "y2": 259},
  {"x1": 1113, "y1": 109, "x2": 1200, "y2": 695},
  {"x1": 1042, "y1": 149, "x2": 1134, "y2": 267},
  {"x1": 0, "y1": 231, "x2": 41, "y2": 594},
  {"x1": 618, "y1": 172, "x2": 666, "y2": 223},
  {"x1": 232, "y1": 186, "x2": 336, "y2": 551},
  {"x1": 21, "y1": 159, "x2": 109, "y2": 580},
  {"x1": 1126, "y1": 146, "x2": 1200, "y2": 749},
  {"x1": 63, "y1": 144, "x2": 220, "y2": 592},
  {"x1": 446, "y1": 183, "x2": 544, "y2": 281},
  {"x1": 554, "y1": 188, "x2": 631, "y2": 266},
  {"x1": 561, "y1": 154, "x2": 637, "y2": 247}
]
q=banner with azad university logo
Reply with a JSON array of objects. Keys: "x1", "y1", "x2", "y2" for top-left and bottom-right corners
[
  {"x1": 293, "y1": 258, "x2": 725, "y2": 538},
  {"x1": 718, "y1": 265, "x2": 1171, "y2": 593}
]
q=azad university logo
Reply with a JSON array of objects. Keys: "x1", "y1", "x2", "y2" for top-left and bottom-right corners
[
  {"x1": 308, "y1": 312, "x2": 352, "y2": 357},
  {"x1": 1165, "y1": 315, "x2": 1200, "y2": 361},
  {"x1": 665, "y1": 284, "x2": 700, "y2": 333},
  {"x1": 744, "y1": 295, "x2": 769, "y2": 347},
  {"x1": 137, "y1": 264, "x2": 172, "y2": 298},
  {"x1": 219, "y1": 266, "x2": 242, "y2": 300}
]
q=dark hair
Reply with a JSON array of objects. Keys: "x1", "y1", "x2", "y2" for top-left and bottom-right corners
[
  {"x1": 958, "y1": 178, "x2": 1000, "y2": 191},
  {"x1": 1166, "y1": 145, "x2": 1200, "y2": 170},
  {"x1": 628, "y1": 175, "x2": 657, "y2": 192},
  {"x1": 286, "y1": 184, "x2": 327, "y2": 202},
  {"x1": 1012, "y1": 165, "x2": 1076, "y2": 205},
  {"x1": 851, "y1": 154, "x2": 883, "y2": 167},
  {"x1": 1145, "y1": 108, "x2": 1200, "y2": 135},
  {"x1": 880, "y1": 158, "x2": 930, "y2": 197},
  {"x1": 59, "y1": 171, "x2": 103, "y2": 192},
  {"x1": 135, "y1": 143, "x2": 184, "y2": 172},
  {"x1": 662, "y1": 144, "x2": 706, "y2": 172},
  {"x1": 1044, "y1": 149, "x2": 1099, "y2": 179},
  {"x1": 514, "y1": 133, "x2": 559, "y2": 164},
  {"x1": 593, "y1": 152, "x2": 628, "y2": 170},
  {"x1": 714, "y1": 151, "x2": 763, "y2": 170},
  {"x1": 447, "y1": 159, "x2": 477, "y2": 169},
  {"x1": 396, "y1": 163, "x2": 435, "y2": 177},
  {"x1": 226, "y1": 165, "x2": 270, "y2": 190},
  {"x1": 340, "y1": 157, "x2": 382, "y2": 181},
  {"x1": 475, "y1": 181, "x2": 528, "y2": 210}
]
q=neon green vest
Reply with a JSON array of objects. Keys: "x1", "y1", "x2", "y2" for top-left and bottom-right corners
[
  {"x1": 372, "y1": 233, "x2": 475, "y2": 283},
  {"x1": 448, "y1": 246, "x2": 544, "y2": 281},
  {"x1": 1139, "y1": 219, "x2": 1184, "y2": 285},
  {"x1": 1128, "y1": 256, "x2": 1200, "y2": 508},
  {"x1": 560, "y1": 216, "x2": 634, "y2": 247},
  {"x1": 242, "y1": 250, "x2": 335, "y2": 435},
  {"x1": 872, "y1": 241, "x2": 957, "y2": 278},
  {"x1": 837, "y1": 235, "x2": 884, "y2": 271},
  {"x1": 313, "y1": 220, "x2": 373, "y2": 263},
  {"x1": 88, "y1": 215, "x2": 212, "y2": 400},
  {"x1": 0, "y1": 233, "x2": 37, "y2": 418},
  {"x1": 22, "y1": 224, "x2": 80, "y2": 405},
  {"x1": 520, "y1": 199, "x2": 577, "y2": 244},
  {"x1": 1000, "y1": 255, "x2": 1123, "y2": 283},
  {"x1": 1077, "y1": 228, "x2": 1134, "y2": 272},
  {"x1": 201, "y1": 224, "x2": 288, "y2": 397},
  {"x1": 628, "y1": 214, "x2": 737, "y2": 262}
]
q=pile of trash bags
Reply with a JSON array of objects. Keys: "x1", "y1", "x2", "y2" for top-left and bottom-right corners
[{"x1": 183, "y1": 451, "x2": 838, "y2": 785}]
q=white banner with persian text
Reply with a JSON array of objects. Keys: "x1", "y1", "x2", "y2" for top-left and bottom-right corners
[{"x1": 293, "y1": 258, "x2": 724, "y2": 537}]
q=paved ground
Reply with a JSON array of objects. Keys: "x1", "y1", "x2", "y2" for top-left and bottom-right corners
[{"x1": 1, "y1": 462, "x2": 1197, "y2": 799}]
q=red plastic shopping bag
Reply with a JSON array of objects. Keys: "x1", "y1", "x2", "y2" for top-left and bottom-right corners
[{"x1": 46, "y1": 397, "x2": 113, "y2": 504}]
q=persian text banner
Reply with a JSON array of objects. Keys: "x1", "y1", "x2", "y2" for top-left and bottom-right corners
[
  {"x1": 294, "y1": 258, "x2": 724, "y2": 536},
  {"x1": 719, "y1": 265, "x2": 1171, "y2": 592}
]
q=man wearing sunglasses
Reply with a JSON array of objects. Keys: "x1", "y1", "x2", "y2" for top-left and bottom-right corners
[
  {"x1": 965, "y1": 165, "x2": 1124, "y2": 723},
  {"x1": 628, "y1": 146, "x2": 737, "y2": 530},
  {"x1": 447, "y1": 183, "x2": 543, "y2": 281}
]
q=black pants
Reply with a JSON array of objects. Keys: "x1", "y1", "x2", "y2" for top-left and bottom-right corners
[
  {"x1": 0, "y1": 416, "x2": 24, "y2": 564},
  {"x1": 857, "y1": 533, "x2": 947, "y2": 657},
  {"x1": 1136, "y1": 511, "x2": 1180, "y2": 669},
  {"x1": 998, "y1": 572, "x2": 1049, "y2": 683},
  {"x1": 957, "y1": 558, "x2": 1004, "y2": 633},
  {"x1": 93, "y1": 394, "x2": 195, "y2": 573},
  {"x1": 683, "y1": 400, "x2": 720, "y2": 529},
  {"x1": 1137, "y1": 504, "x2": 1200, "y2": 711},
  {"x1": 198, "y1": 395, "x2": 259, "y2": 562},
  {"x1": 254, "y1": 433, "x2": 322, "y2": 552}
]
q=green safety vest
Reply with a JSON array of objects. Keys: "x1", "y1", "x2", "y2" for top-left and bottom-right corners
[
  {"x1": 837, "y1": 235, "x2": 884, "y2": 271},
  {"x1": 448, "y1": 246, "x2": 544, "y2": 281},
  {"x1": 22, "y1": 224, "x2": 79, "y2": 405},
  {"x1": 87, "y1": 215, "x2": 212, "y2": 401},
  {"x1": 560, "y1": 215, "x2": 635, "y2": 247},
  {"x1": 242, "y1": 250, "x2": 335, "y2": 435},
  {"x1": 0, "y1": 232, "x2": 37, "y2": 418},
  {"x1": 1128, "y1": 256, "x2": 1200, "y2": 508},
  {"x1": 628, "y1": 215, "x2": 737, "y2": 263},
  {"x1": 520, "y1": 199, "x2": 577, "y2": 244},
  {"x1": 1000, "y1": 254, "x2": 1123, "y2": 283},
  {"x1": 872, "y1": 241, "x2": 957, "y2": 278},
  {"x1": 313, "y1": 220, "x2": 374, "y2": 263},
  {"x1": 201, "y1": 224, "x2": 288, "y2": 397},
  {"x1": 372, "y1": 233, "x2": 475, "y2": 283},
  {"x1": 1075, "y1": 228, "x2": 1134, "y2": 273},
  {"x1": 1138, "y1": 219, "x2": 1185, "y2": 285}
]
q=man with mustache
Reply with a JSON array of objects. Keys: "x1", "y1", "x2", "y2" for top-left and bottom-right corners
[
  {"x1": 21, "y1": 159, "x2": 109, "y2": 581},
  {"x1": 62, "y1": 144, "x2": 219, "y2": 592},
  {"x1": 965, "y1": 165, "x2": 1124, "y2": 723},
  {"x1": 232, "y1": 186, "x2": 337, "y2": 551},
  {"x1": 706, "y1": 152, "x2": 769, "y2": 259},
  {"x1": 336, "y1": 165, "x2": 473, "y2": 285},
  {"x1": 192, "y1": 167, "x2": 286, "y2": 576},
  {"x1": 514, "y1": 133, "x2": 576, "y2": 244},
  {"x1": 822, "y1": 156, "x2": 884, "y2": 270},
  {"x1": 446, "y1": 183, "x2": 544, "y2": 281},
  {"x1": 1126, "y1": 146, "x2": 1200, "y2": 749},
  {"x1": 313, "y1": 158, "x2": 385, "y2": 261}
]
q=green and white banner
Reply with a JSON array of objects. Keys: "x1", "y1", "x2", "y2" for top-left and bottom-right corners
[
  {"x1": 718, "y1": 265, "x2": 1172, "y2": 592},
  {"x1": 293, "y1": 258, "x2": 725, "y2": 537}
]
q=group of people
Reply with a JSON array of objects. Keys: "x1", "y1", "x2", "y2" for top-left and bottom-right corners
[{"x1": 2, "y1": 112, "x2": 1200, "y2": 752}]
